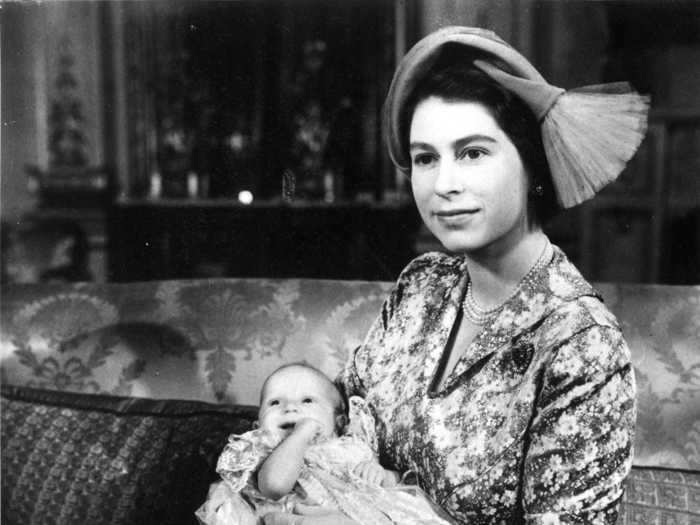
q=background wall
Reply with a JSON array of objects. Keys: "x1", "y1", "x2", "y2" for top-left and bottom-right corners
[
  {"x1": 2, "y1": 5, "x2": 42, "y2": 223},
  {"x1": 2, "y1": 2, "x2": 104, "y2": 224},
  {"x1": 2, "y1": 1, "x2": 698, "y2": 284},
  {"x1": 415, "y1": 0, "x2": 534, "y2": 58}
]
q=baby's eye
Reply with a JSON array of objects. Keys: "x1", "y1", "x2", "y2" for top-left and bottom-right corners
[
  {"x1": 269, "y1": 400, "x2": 279, "y2": 406},
  {"x1": 302, "y1": 397, "x2": 314, "y2": 404}
]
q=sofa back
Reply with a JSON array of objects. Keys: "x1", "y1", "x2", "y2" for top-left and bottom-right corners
[{"x1": 1, "y1": 278, "x2": 699, "y2": 472}]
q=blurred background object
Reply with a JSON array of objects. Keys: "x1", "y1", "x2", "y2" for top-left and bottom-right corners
[
  {"x1": 2, "y1": 218, "x2": 91, "y2": 284},
  {"x1": 2, "y1": 0, "x2": 699, "y2": 283}
]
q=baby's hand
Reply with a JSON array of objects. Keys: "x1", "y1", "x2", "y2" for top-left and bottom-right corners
[{"x1": 353, "y1": 461, "x2": 400, "y2": 487}]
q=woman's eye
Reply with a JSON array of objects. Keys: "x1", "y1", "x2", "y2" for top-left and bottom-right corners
[
  {"x1": 412, "y1": 153, "x2": 436, "y2": 167},
  {"x1": 459, "y1": 148, "x2": 486, "y2": 161}
]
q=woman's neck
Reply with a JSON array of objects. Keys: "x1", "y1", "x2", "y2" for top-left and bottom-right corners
[{"x1": 465, "y1": 229, "x2": 548, "y2": 310}]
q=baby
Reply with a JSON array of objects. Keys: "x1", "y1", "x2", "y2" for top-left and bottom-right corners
[{"x1": 196, "y1": 363, "x2": 452, "y2": 525}]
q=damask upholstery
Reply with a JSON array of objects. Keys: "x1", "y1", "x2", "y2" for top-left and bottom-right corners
[
  {"x1": 1, "y1": 278, "x2": 699, "y2": 524},
  {"x1": 0, "y1": 279, "x2": 393, "y2": 404},
  {"x1": 595, "y1": 284, "x2": 700, "y2": 472}
]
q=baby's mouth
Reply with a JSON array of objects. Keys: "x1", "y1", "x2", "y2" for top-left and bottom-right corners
[{"x1": 279, "y1": 422, "x2": 296, "y2": 431}]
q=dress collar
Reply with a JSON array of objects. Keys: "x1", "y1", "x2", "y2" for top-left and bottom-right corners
[{"x1": 432, "y1": 245, "x2": 598, "y2": 395}]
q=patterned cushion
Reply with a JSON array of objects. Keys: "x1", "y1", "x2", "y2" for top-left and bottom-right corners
[
  {"x1": 619, "y1": 468, "x2": 700, "y2": 525},
  {"x1": 3, "y1": 390, "x2": 699, "y2": 524},
  {"x1": 1, "y1": 385, "x2": 257, "y2": 525}
]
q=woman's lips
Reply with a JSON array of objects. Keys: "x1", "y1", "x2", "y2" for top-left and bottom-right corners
[
  {"x1": 434, "y1": 208, "x2": 479, "y2": 224},
  {"x1": 435, "y1": 208, "x2": 478, "y2": 215}
]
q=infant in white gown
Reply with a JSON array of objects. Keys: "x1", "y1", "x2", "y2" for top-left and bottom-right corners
[{"x1": 195, "y1": 364, "x2": 452, "y2": 525}]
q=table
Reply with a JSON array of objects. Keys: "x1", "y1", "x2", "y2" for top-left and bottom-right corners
[{"x1": 108, "y1": 198, "x2": 421, "y2": 281}]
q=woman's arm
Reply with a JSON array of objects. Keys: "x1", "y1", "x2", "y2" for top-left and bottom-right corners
[
  {"x1": 336, "y1": 253, "x2": 445, "y2": 398},
  {"x1": 523, "y1": 323, "x2": 636, "y2": 524},
  {"x1": 257, "y1": 419, "x2": 320, "y2": 500},
  {"x1": 335, "y1": 280, "x2": 404, "y2": 399}
]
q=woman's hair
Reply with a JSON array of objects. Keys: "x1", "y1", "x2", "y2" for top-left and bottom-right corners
[
  {"x1": 260, "y1": 362, "x2": 348, "y2": 420},
  {"x1": 400, "y1": 46, "x2": 560, "y2": 227}
]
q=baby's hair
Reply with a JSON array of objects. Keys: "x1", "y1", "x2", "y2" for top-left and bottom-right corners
[{"x1": 260, "y1": 362, "x2": 349, "y2": 419}]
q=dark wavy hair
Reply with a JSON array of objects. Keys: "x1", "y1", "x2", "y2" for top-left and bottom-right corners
[{"x1": 400, "y1": 46, "x2": 560, "y2": 227}]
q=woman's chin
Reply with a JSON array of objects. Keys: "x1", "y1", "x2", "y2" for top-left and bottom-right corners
[
  {"x1": 434, "y1": 233, "x2": 481, "y2": 254},
  {"x1": 425, "y1": 222, "x2": 481, "y2": 253}
]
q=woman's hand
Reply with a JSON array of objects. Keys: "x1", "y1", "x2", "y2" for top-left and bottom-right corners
[
  {"x1": 263, "y1": 503, "x2": 358, "y2": 525},
  {"x1": 353, "y1": 460, "x2": 400, "y2": 487},
  {"x1": 263, "y1": 511, "x2": 303, "y2": 525}
]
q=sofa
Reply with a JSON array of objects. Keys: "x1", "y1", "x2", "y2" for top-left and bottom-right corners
[{"x1": 1, "y1": 277, "x2": 699, "y2": 524}]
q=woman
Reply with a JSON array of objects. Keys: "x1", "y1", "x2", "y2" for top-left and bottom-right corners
[{"x1": 268, "y1": 26, "x2": 647, "y2": 524}]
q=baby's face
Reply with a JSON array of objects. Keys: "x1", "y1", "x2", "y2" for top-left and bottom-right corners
[{"x1": 258, "y1": 366, "x2": 339, "y2": 439}]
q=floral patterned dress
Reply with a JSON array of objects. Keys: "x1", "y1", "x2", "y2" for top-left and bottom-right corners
[
  {"x1": 195, "y1": 396, "x2": 454, "y2": 525},
  {"x1": 338, "y1": 246, "x2": 636, "y2": 524}
]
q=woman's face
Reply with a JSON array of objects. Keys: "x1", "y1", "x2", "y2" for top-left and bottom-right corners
[{"x1": 409, "y1": 96, "x2": 531, "y2": 255}]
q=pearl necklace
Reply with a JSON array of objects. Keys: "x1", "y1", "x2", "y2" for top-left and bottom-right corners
[{"x1": 462, "y1": 240, "x2": 551, "y2": 325}]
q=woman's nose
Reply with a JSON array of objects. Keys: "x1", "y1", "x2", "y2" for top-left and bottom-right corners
[{"x1": 433, "y1": 160, "x2": 464, "y2": 197}]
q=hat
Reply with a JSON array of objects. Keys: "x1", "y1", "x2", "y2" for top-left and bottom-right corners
[{"x1": 384, "y1": 26, "x2": 650, "y2": 208}]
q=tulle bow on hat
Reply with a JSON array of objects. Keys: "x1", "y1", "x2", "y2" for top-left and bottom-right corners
[{"x1": 384, "y1": 26, "x2": 650, "y2": 208}]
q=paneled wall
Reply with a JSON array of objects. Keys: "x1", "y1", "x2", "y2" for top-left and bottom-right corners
[
  {"x1": 2, "y1": 4, "x2": 43, "y2": 222},
  {"x1": 414, "y1": 0, "x2": 535, "y2": 57},
  {"x1": 537, "y1": 1, "x2": 700, "y2": 283},
  {"x1": 2, "y1": 2, "x2": 109, "y2": 281},
  {"x1": 1, "y1": 2, "x2": 106, "y2": 223}
]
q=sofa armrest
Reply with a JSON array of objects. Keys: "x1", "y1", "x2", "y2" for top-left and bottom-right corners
[
  {"x1": 1, "y1": 385, "x2": 258, "y2": 525},
  {"x1": 620, "y1": 467, "x2": 700, "y2": 524}
]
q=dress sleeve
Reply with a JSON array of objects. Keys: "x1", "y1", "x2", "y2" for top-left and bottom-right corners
[
  {"x1": 336, "y1": 252, "x2": 451, "y2": 399},
  {"x1": 216, "y1": 428, "x2": 278, "y2": 493},
  {"x1": 336, "y1": 267, "x2": 408, "y2": 398},
  {"x1": 523, "y1": 322, "x2": 636, "y2": 524}
]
